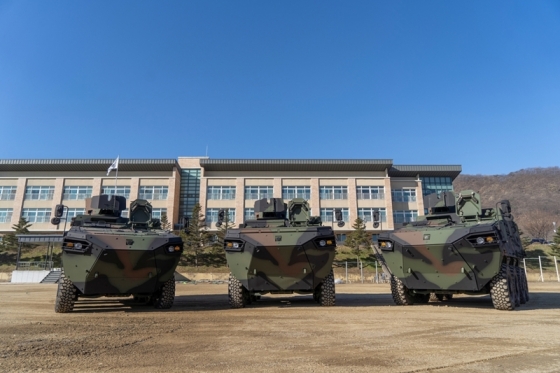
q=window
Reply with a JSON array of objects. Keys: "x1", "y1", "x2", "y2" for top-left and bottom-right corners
[
  {"x1": 102, "y1": 186, "x2": 131, "y2": 199},
  {"x1": 25, "y1": 186, "x2": 55, "y2": 200},
  {"x1": 319, "y1": 186, "x2": 348, "y2": 200},
  {"x1": 22, "y1": 208, "x2": 51, "y2": 223},
  {"x1": 336, "y1": 234, "x2": 347, "y2": 243},
  {"x1": 244, "y1": 186, "x2": 273, "y2": 200},
  {"x1": 152, "y1": 208, "x2": 168, "y2": 220},
  {"x1": 206, "y1": 208, "x2": 235, "y2": 223},
  {"x1": 244, "y1": 208, "x2": 255, "y2": 220},
  {"x1": 0, "y1": 186, "x2": 17, "y2": 201},
  {"x1": 139, "y1": 186, "x2": 168, "y2": 200},
  {"x1": 392, "y1": 188, "x2": 417, "y2": 202},
  {"x1": 393, "y1": 210, "x2": 418, "y2": 224},
  {"x1": 0, "y1": 208, "x2": 13, "y2": 223},
  {"x1": 282, "y1": 186, "x2": 311, "y2": 200},
  {"x1": 179, "y1": 168, "x2": 201, "y2": 219},
  {"x1": 63, "y1": 208, "x2": 85, "y2": 219},
  {"x1": 358, "y1": 208, "x2": 387, "y2": 223},
  {"x1": 63, "y1": 186, "x2": 93, "y2": 200},
  {"x1": 320, "y1": 208, "x2": 349, "y2": 223},
  {"x1": 207, "y1": 186, "x2": 236, "y2": 200},
  {"x1": 356, "y1": 186, "x2": 385, "y2": 200},
  {"x1": 421, "y1": 177, "x2": 453, "y2": 196}
]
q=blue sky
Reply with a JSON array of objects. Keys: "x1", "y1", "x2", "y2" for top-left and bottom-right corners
[{"x1": 1, "y1": 1, "x2": 559, "y2": 175}]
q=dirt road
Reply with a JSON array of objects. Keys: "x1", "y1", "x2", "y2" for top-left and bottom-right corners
[{"x1": 1, "y1": 282, "x2": 560, "y2": 372}]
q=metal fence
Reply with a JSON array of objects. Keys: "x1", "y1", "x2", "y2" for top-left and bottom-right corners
[
  {"x1": 524, "y1": 257, "x2": 560, "y2": 282},
  {"x1": 333, "y1": 261, "x2": 389, "y2": 284},
  {"x1": 17, "y1": 261, "x2": 54, "y2": 269},
  {"x1": 333, "y1": 257, "x2": 560, "y2": 284}
]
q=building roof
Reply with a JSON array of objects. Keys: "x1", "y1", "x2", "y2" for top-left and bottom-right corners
[
  {"x1": 389, "y1": 165, "x2": 462, "y2": 180},
  {"x1": 199, "y1": 159, "x2": 394, "y2": 172},
  {"x1": 0, "y1": 159, "x2": 178, "y2": 172}
]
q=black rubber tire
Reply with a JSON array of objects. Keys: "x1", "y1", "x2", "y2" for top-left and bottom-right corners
[
  {"x1": 318, "y1": 270, "x2": 336, "y2": 306},
  {"x1": 390, "y1": 276, "x2": 415, "y2": 305},
  {"x1": 153, "y1": 278, "x2": 175, "y2": 309},
  {"x1": 490, "y1": 263, "x2": 515, "y2": 311},
  {"x1": 228, "y1": 273, "x2": 246, "y2": 308},
  {"x1": 54, "y1": 274, "x2": 76, "y2": 313}
]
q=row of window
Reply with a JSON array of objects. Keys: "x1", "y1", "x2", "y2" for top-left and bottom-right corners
[
  {"x1": 206, "y1": 185, "x2": 414, "y2": 201},
  {"x1": 0, "y1": 186, "x2": 169, "y2": 201},
  {"x1": 0, "y1": 207, "x2": 167, "y2": 223}
]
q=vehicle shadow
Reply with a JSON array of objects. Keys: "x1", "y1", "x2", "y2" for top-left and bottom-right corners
[{"x1": 67, "y1": 291, "x2": 560, "y2": 313}]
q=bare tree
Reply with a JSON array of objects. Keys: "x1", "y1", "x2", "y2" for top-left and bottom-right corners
[{"x1": 518, "y1": 211, "x2": 557, "y2": 241}]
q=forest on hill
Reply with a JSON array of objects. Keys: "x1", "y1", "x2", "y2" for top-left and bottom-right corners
[{"x1": 454, "y1": 167, "x2": 560, "y2": 241}]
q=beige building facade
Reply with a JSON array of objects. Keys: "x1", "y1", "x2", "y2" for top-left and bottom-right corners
[{"x1": 0, "y1": 158, "x2": 461, "y2": 243}]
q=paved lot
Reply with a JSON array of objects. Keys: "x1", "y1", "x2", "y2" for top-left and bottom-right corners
[{"x1": 1, "y1": 282, "x2": 560, "y2": 372}]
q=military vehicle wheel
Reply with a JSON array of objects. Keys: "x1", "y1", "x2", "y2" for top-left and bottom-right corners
[
  {"x1": 54, "y1": 274, "x2": 76, "y2": 313},
  {"x1": 490, "y1": 264, "x2": 515, "y2": 311},
  {"x1": 317, "y1": 270, "x2": 335, "y2": 306},
  {"x1": 153, "y1": 278, "x2": 175, "y2": 309},
  {"x1": 390, "y1": 276, "x2": 415, "y2": 305},
  {"x1": 228, "y1": 273, "x2": 247, "y2": 308}
]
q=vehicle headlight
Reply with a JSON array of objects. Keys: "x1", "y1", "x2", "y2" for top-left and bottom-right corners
[
  {"x1": 167, "y1": 246, "x2": 175, "y2": 253},
  {"x1": 233, "y1": 242, "x2": 239, "y2": 249},
  {"x1": 476, "y1": 237, "x2": 485, "y2": 245},
  {"x1": 319, "y1": 240, "x2": 326, "y2": 247},
  {"x1": 75, "y1": 243, "x2": 82, "y2": 250}
]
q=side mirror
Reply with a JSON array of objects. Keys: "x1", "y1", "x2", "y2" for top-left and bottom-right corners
[
  {"x1": 54, "y1": 204, "x2": 65, "y2": 218},
  {"x1": 51, "y1": 217, "x2": 61, "y2": 226}
]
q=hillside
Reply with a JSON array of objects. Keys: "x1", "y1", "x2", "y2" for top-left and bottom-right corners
[{"x1": 454, "y1": 167, "x2": 560, "y2": 239}]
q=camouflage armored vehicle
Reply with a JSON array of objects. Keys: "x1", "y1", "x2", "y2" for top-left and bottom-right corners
[
  {"x1": 52, "y1": 195, "x2": 183, "y2": 313},
  {"x1": 221, "y1": 198, "x2": 342, "y2": 308},
  {"x1": 377, "y1": 190, "x2": 528, "y2": 311}
]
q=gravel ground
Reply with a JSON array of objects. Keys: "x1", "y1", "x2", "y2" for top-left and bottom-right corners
[{"x1": 1, "y1": 282, "x2": 560, "y2": 372}]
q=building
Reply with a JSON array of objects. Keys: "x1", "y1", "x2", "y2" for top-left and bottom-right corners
[{"x1": 0, "y1": 157, "x2": 461, "y2": 243}]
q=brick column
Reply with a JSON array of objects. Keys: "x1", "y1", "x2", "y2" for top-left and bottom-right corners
[
  {"x1": 11, "y1": 178, "x2": 28, "y2": 224},
  {"x1": 310, "y1": 178, "x2": 320, "y2": 216},
  {"x1": 92, "y1": 178, "x2": 102, "y2": 196},
  {"x1": 416, "y1": 177, "x2": 424, "y2": 217},
  {"x1": 347, "y1": 178, "x2": 357, "y2": 223},
  {"x1": 199, "y1": 177, "x2": 208, "y2": 219},
  {"x1": 273, "y1": 178, "x2": 282, "y2": 199},
  {"x1": 130, "y1": 177, "x2": 140, "y2": 201},
  {"x1": 235, "y1": 178, "x2": 245, "y2": 225},
  {"x1": 383, "y1": 177, "x2": 394, "y2": 231}
]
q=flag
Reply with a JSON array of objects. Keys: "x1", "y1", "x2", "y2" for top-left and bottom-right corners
[{"x1": 107, "y1": 156, "x2": 119, "y2": 176}]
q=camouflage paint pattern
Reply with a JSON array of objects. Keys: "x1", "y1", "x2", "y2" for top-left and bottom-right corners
[
  {"x1": 379, "y1": 190, "x2": 525, "y2": 294},
  {"x1": 60, "y1": 195, "x2": 183, "y2": 296},
  {"x1": 224, "y1": 198, "x2": 337, "y2": 293}
]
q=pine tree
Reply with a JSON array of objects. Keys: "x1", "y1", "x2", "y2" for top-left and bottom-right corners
[
  {"x1": 160, "y1": 213, "x2": 172, "y2": 231},
  {"x1": 346, "y1": 217, "x2": 371, "y2": 262},
  {"x1": 1, "y1": 218, "x2": 32, "y2": 251},
  {"x1": 180, "y1": 203, "x2": 209, "y2": 267},
  {"x1": 550, "y1": 229, "x2": 560, "y2": 257}
]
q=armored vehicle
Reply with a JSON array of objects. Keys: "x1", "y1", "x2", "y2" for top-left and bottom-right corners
[
  {"x1": 221, "y1": 198, "x2": 341, "y2": 308},
  {"x1": 52, "y1": 195, "x2": 183, "y2": 313},
  {"x1": 377, "y1": 190, "x2": 528, "y2": 311}
]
